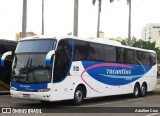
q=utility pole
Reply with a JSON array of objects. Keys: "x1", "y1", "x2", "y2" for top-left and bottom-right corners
[
  {"x1": 97, "y1": 0, "x2": 101, "y2": 38},
  {"x1": 128, "y1": 0, "x2": 131, "y2": 46},
  {"x1": 22, "y1": 0, "x2": 27, "y2": 38},
  {"x1": 42, "y1": 0, "x2": 44, "y2": 35},
  {"x1": 73, "y1": 0, "x2": 78, "y2": 36}
]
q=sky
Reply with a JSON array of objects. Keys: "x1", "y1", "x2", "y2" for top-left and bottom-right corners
[{"x1": 0, "y1": 0, "x2": 160, "y2": 40}]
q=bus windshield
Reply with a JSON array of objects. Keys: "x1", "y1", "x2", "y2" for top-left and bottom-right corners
[{"x1": 11, "y1": 39, "x2": 56, "y2": 84}]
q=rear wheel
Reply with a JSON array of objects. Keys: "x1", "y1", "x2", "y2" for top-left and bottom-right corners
[
  {"x1": 73, "y1": 86, "x2": 85, "y2": 105},
  {"x1": 140, "y1": 83, "x2": 147, "y2": 97},
  {"x1": 132, "y1": 84, "x2": 140, "y2": 98}
]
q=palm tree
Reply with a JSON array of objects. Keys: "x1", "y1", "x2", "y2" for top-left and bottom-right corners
[
  {"x1": 92, "y1": 0, "x2": 115, "y2": 38},
  {"x1": 22, "y1": 0, "x2": 27, "y2": 38}
]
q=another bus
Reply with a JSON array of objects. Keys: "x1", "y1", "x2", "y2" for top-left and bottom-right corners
[
  {"x1": 0, "y1": 39, "x2": 17, "y2": 92},
  {"x1": 1, "y1": 36, "x2": 157, "y2": 104}
]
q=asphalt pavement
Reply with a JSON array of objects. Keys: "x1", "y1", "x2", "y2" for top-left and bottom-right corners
[{"x1": 0, "y1": 79, "x2": 160, "y2": 116}]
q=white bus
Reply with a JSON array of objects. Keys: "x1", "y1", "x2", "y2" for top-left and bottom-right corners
[{"x1": 1, "y1": 36, "x2": 157, "y2": 105}]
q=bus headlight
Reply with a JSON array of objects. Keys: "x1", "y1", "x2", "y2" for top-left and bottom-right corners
[
  {"x1": 10, "y1": 87, "x2": 17, "y2": 91},
  {"x1": 38, "y1": 88, "x2": 51, "y2": 92}
]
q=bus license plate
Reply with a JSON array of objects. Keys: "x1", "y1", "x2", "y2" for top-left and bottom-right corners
[{"x1": 23, "y1": 94, "x2": 30, "y2": 98}]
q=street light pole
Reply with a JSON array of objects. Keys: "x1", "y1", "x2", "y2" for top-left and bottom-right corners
[
  {"x1": 97, "y1": 0, "x2": 101, "y2": 38},
  {"x1": 73, "y1": 0, "x2": 78, "y2": 36},
  {"x1": 128, "y1": 0, "x2": 131, "y2": 46},
  {"x1": 42, "y1": 0, "x2": 44, "y2": 35},
  {"x1": 22, "y1": 0, "x2": 27, "y2": 38}
]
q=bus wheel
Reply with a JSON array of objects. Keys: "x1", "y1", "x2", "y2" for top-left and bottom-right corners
[
  {"x1": 140, "y1": 83, "x2": 147, "y2": 97},
  {"x1": 132, "y1": 84, "x2": 140, "y2": 98},
  {"x1": 73, "y1": 86, "x2": 84, "y2": 105}
]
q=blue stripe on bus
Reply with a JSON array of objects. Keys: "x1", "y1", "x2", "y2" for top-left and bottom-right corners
[
  {"x1": 10, "y1": 82, "x2": 47, "y2": 92},
  {"x1": 81, "y1": 61, "x2": 152, "y2": 86}
]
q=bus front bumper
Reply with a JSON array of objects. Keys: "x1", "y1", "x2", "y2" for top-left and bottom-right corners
[{"x1": 10, "y1": 90, "x2": 52, "y2": 101}]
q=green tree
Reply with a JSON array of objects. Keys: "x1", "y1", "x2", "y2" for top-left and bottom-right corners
[
  {"x1": 92, "y1": 0, "x2": 115, "y2": 37},
  {"x1": 120, "y1": 39, "x2": 160, "y2": 61},
  {"x1": 132, "y1": 39, "x2": 160, "y2": 61}
]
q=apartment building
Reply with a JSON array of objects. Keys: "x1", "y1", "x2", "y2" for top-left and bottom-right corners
[{"x1": 141, "y1": 23, "x2": 160, "y2": 47}]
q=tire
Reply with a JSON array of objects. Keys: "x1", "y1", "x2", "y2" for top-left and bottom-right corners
[
  {"x1": 73, "y1": 86, "x2": 85, "y2": 105},
  {"x1": 140, "y1": 83, "x2": 147, "y2": 97},
  {"x1": 132, "y1": 84, "x2": 140, "y2": 98}
]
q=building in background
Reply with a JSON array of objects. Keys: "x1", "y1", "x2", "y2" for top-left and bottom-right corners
[
  {"x1": 99, "y1": 31, "x2": 104, "y2": 38},
  {"x1": 141, "y1": 23, "x2": 160, "y2": 47}
]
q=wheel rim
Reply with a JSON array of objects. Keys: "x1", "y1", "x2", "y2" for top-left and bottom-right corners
[
  {"x1": 135, "y1": 86, "x2": 139, "y2": 96},
  {"x1": 141, "y1": 86, "x2": 146, "y2": 95},
  {"x1": 75, "y1": 90, "x2": 82, "y2": 102}
]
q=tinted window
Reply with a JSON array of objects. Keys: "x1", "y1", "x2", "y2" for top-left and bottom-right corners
[
  {"x1": 73, "y1": 40, "x2": 89, "y2": 61},
  {"x1": 150, "y1": 53, "x2": 156, "y2": 66},
  {"x1": 116, "y1": 47, "x2": 125, "y2": 63},
  {"x1": 104, "y1": 46, "x2": 116, "y2": 62},
  {"x1": 126, "y1": 50, "x2": 137, "y2": 64},
  {"x1": 53, "y1": 39, "x2": 72, "y2": 82},
  {"x1": 138, "y1": 52, "x2": 150, "y2": 65},
  {"x1": 89, "y1": 43, "x2": 104, "y2": 61},
  {"x1": 16, "y1": 40, "x2": 56, "y2": 53}
]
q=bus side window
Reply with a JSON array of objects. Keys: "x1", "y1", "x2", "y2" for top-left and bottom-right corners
[
  {"x1": 116, "y1": 48, "x2": 124, "y2": 63},
  {"x1": 149, "y1": 53, "x2": 156, "y2": 66},
  {"x1": 74, "y1": 50, "x2": 82, "y2": 61},
  {"x1": 138, "y1": 52, "x2": 150, "y2": 65},
  {"x1": 126, "y1": 50, "x2": 137, "y2": 64},
  {"x1": 53, "y1": 39, "x2": 72, "y2": 82},
  {"x1": 73, "y1": 40, "x2": 88, "y2": 61},
  {"x1": 89, "y1": 43, "x2": 104, "y2": 61},
  {"x1": 104, "y1": 45, "x2": 116, "y2": 62}
]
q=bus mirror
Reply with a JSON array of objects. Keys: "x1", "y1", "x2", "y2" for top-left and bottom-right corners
[
  {"x1": 1, "y1": 51, "x2": 12, "y2": 67},
  {"x1": 45, "y1": 50, "x2": 55, "y2": 67}
]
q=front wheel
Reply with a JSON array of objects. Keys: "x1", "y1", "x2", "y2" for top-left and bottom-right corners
[{"x1": 73, "y1": 86, "x2": 85, "y2": 105}]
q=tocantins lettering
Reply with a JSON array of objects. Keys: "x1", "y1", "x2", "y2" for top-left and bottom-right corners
[{"x1": 106, "y1": 69, "x2": 131, "y2": 75}]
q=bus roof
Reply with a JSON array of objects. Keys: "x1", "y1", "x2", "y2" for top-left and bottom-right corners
[{"x1": 20, "y1": 35, "x2": 156, "y2": 54}]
